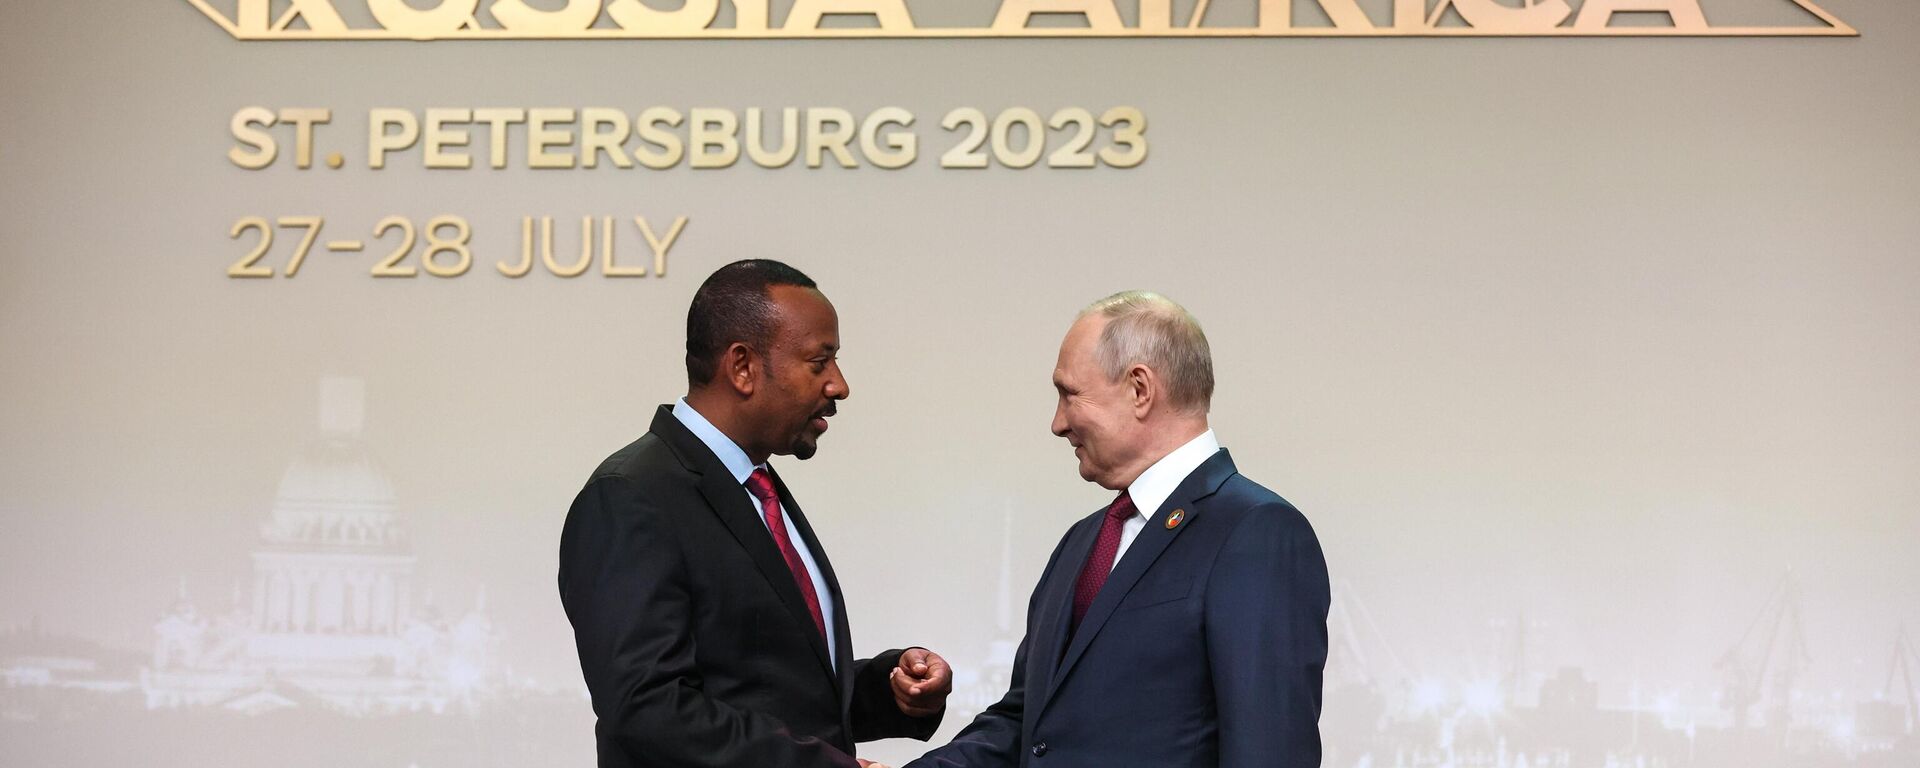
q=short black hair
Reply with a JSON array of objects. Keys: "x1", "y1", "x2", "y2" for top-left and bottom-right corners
[{"x1": 685, "y1": 259, "x2": 818, "y2": 387}]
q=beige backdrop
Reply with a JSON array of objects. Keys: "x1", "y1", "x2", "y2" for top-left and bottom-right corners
[{"x1": 3, "y1": 1, "x2": 1918, "y2": 766}]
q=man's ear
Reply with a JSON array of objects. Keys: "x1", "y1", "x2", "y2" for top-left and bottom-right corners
[
  {"x1": 1128, "y1": 364, "x2": 1155, "y2": 418},
  {"x1": 723, "y1": 342, "x2": 757, "y2": 397}
]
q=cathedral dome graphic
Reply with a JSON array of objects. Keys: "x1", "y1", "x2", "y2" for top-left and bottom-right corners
[{"x1": 141, "y1": 377, "x2": 495, "y2": 716}]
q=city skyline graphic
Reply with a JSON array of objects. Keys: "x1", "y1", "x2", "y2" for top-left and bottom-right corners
[{"x1": 3, "y1": 378, "x2": 1915, "y2": 767}]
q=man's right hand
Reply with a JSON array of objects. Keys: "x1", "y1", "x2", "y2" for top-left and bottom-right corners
[{"x1": 889, "y1": 647, "x2": 953, "y2": 717}]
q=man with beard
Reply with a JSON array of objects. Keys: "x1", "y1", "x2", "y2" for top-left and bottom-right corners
[{"x1": 560, "y1": 259, "x2": 950, "y2": 768}]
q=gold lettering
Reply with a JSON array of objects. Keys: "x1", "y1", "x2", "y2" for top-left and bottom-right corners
[
  {"x1": 1395, "y1": 0, "x2": 1427, "y2": 29},
  {"x1": 1440, "y1": 0, "x2": 1572, "y2": 32},
  {"x1": 368, "y1": 109, "x2": 420, "y2": 169},
  {"x1": 689, "y1": 109, "x2": 742, "y2": 169},
  {"x1": 420, "y1": 215, "x2": 474, "y2": 277},
  {"x1": 233, "y1": 0, "x2": 347, "y2": 34},
  {"x1": 1139, "y1": 0, "x2": 1172, "y2": 31},
  {"x1": 1573, "y1": 0, "x2": 1709, "y2": 30},
  {"x1": 606, "y1": 0, "x2": 722, "y2": 34},
  {"x1": 991, "y1": 0, "x2": 1123, "y2": 32},
  {"x1": 527, "y1": 108, "x2": 578, "y2": 170},
  {"x1": 634, "y1": 108, "x2": 686, "y2": 170},
  {"x1": 745, "y1": 108, "x2": 800, "y2": 168},
  {"x1": 991, "y1": 107, "x2": 1045, "y2": 169},
  {"x1": 733, "y1": 0, "x2": 769, "y2": 31},
  {"x1": 1258, "y1": 0, "x2": 1374, "y2": 30},
  {"x1": 603, "y1": 217, "x2": 648, "y2": 277},
  {"x1": 367, "y1": 0, "x2": 480, "y2": 39},
  {"x1": 500, "y1": 218, "x2": 535, "y2": 278},
  {"x1": 424, "y1": 108, "x2": 473, "y2": 170},
  {"x1": 540, "y1": 216, "x2": 594, "y2": 278},
  {"x1": 786, "y1": 0, "x2": 916, "y2": 30},
  {"x1": 806, "y1": 108, "x2": 858, "y2": 169},
  {"x1": 491, "y1": 0, "x2": 602, "y2": 33},
  {"x1": 1099, "y1": 106, "x2": 1147, "y2": 168},
  {"x1": 186, "y1": 0, "x2": 1855, "y2": 38},
  {"x1": 637, "y1": 216, "x2": 688, "y2": 277},
  {"x1": 277, "y1": 108, "x2": 330, "y2": 170},
  {"x1": 581, "y1": 108, "x2": 635, "y2": 169},
  {"x1": 229, "y1": 107, "x2": 277, "y2": 170},
  {"x1": 1047, "y1": 108, "x2": 1098, "y2": 168},
  {"x1": 861, "y1": 107, "x2": 917, "y2": 170},
  {"x1": 228, "y1": 217, "x2": 274, "y2": 278},
  {"x1": 473, "y1": 108, "x2": 528, "y2": 169},
  {"x1": 234, "y1": 0, "x2": 272, "y2": 32}
]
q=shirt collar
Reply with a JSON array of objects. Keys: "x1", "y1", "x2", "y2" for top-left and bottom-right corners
[
  {"x1": 672, "y1": 398, "x2": 761, "y2": 485},
  {"x1": 1124, "y1": 429, "x2": 1220, "y2": 521}
]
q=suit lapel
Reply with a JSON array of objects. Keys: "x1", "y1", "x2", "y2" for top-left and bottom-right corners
[
  {"x1": 652, "y1": 407, "x2": 838, "y2": 688},
  {"x1": 1029, "y1": 514, "x2": 1101, "y2": 717},
  {"x1": 1039, "y1": 450, "x2": 1238, "y2": 720}
]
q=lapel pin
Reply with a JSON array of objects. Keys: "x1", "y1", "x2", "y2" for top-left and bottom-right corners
[{"x1": 1166, "y1": 509, "x2": 1185, "y2": 529}]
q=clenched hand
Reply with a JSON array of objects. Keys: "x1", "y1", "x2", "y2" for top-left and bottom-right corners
[{"x1": 889, "y1": 647, "x2": 953, "y2": 718}]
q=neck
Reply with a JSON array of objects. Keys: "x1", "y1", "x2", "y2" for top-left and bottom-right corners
[
  {"x1": 1108, "y1": 416, "x2": 1209, "y2": 490},
  {"x1": 684, "y1": 388, "x2": 771, "y2": 465}
]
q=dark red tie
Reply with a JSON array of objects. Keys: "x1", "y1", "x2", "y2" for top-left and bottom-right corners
[
  {"x1": 745, "y1": 468, "x2": 827, "y2": 640},
  {"x1": 1072, "y1": 492, "x2": 1136, "y2": 630}
]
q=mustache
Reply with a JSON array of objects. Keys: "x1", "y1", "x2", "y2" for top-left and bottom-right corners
[{"x1": 814, "y1": 402, "x2": 837, "y2": 419}]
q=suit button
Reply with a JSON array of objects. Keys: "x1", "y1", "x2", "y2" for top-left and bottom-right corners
[{"x1": 1031, "y1": 742, "x2": 1049, "y2": 757}]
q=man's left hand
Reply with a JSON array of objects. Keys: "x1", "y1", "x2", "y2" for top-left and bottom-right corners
[{"x1": 890, "y1": 647, "x2": 952, "y2": 718}]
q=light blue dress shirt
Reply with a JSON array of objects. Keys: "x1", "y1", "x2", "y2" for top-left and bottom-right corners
[{"x1": 674, "y1": 398, "x2": 839, "y2": 670}]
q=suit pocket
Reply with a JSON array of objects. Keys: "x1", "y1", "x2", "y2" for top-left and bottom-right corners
[{"x1": 1119, "y1": 578, "x2": 1193, "y2": 611}]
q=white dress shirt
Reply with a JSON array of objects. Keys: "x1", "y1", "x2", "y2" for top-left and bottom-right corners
[
  {"x1": 1111, "y1": 429, "x2": 1221, "y2": 571},
  {"x1": 674, "y1": 398, "x2": 839, "y2": 669}
]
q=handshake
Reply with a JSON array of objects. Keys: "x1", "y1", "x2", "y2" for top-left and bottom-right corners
[
  {"x1": 558, "y1": 270, "x2": 1332, "y2": 768},
  {"x1": 888, "y1": 647, "x2": 953, "y2": 719},
  {"x1": 858, "y1": 647, "x2": 955, "y2": 768},
  {"x1": 847, "y1": 647, "x2": 952, "y2": 768}
]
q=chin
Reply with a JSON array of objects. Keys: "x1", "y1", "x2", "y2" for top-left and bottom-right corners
[
  {"x1": 791, "y1": 437, "x2": 819, "y2": 461},
  {"x1": 1076, "y1": 461, "x2": 1099, "y2": 484}
]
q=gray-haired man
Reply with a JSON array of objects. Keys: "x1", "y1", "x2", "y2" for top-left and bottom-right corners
[{"x1": 909, "y1": 291, "x2": 1330, "y2": 768}]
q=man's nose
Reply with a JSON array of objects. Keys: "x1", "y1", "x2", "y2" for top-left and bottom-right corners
[{"x1": 826, "y1": 361, "x2": 849, "y2": 400}]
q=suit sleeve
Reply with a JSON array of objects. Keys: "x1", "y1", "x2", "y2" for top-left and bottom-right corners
[
  {"x1": 906, "y1": 528, "x2": 1079, "y2": 768},
  {"x1": 1204, "y1": 502, "x2": 1331, "y2": 768},
  {"x1": 903, "y1": 634, "x2": 1029, "y2": 768},
  {"x1": 849, "y1": 648, "x2": 944, "y2": 742},
  {"x1": 558, "y1": 475, "x2": 860, "y2": 768}
]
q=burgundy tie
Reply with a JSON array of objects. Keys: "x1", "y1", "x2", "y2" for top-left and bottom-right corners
[
  {"x1": 745, "y1": 468, "x2": 827, "y2": 641},
  {"x1": 1072, "y1": 491, "x2": 1136, "y2": 630}
]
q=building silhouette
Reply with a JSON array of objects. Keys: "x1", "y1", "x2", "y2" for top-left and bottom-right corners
[{"x1": 139, "y1": 378, "x2": 496, "y2": 715}]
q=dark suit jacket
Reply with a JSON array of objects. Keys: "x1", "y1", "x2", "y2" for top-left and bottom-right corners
[
  {"x1": 907, "y1": 450, "x2": 1329, "y2": 768},
  {"x1": 559, "y1": 405, "x2": 942, "y2": 768}
]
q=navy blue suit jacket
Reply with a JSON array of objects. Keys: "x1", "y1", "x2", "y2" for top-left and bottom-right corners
[{"x1": 908, "y1": 450, "x2": 1329, "y2": 768}]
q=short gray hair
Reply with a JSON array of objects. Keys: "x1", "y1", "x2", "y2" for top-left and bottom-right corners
[{"x1": 1079, "y1": 291, "x2": 1214, "y2": 414}]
